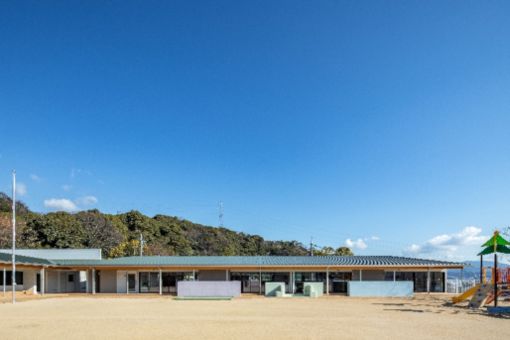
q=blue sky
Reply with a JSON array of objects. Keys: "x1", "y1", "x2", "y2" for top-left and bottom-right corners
[{"x1": 1, "y1": 1, "x2": 509, "y2": 261}]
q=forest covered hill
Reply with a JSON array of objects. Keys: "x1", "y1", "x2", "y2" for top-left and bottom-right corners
[{"x1": 0, "y1": 193, "x2": 353, "y2": 258}]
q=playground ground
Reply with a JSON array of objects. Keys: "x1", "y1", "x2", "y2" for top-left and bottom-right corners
[{"x1": 0, "y1": 293, "x2": 509, "y2": 339}]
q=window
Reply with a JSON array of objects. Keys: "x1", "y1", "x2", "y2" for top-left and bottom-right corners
[
  {"x1": 0, "y1": 271, "x2": 23, "y2": 285},
  {"x1": 68, "y1": 274, "x2": 75, "y2": 282}
]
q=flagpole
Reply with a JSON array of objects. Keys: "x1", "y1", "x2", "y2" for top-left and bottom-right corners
[{"x1": 11, "y1": 170, "x2": 16, "y2": 304}]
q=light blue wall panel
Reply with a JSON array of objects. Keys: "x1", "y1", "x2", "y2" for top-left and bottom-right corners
[
  {"x1": 265, "y1": 282, "x2": 285, "y2": 296},
  {"x1": 303, "y1": 282, "x2": 324, "y2": 297},
  {"x1": 348, "y1": 281, "x2": 413, "y2": 297}
]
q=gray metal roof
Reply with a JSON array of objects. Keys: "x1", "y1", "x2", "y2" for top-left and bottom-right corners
[
  {"x1": 53, "y1": 255, "x2": 462, "y2": 268},
  {"x1": 0, "y1": 252, "x2": 54, "y2": 266},
  {"x1": 0, "y1": 248, "x2": 102, "y2": 260}
]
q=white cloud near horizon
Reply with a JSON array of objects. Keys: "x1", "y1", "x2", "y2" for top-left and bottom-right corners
[
  {"x1": 44, "y1": 198, "x2": 78, "y2": 212},
  {"x1": 345, "y1": 238, "x2": 368, "y2": 250},
  {"x1": 43, "y1": 195, "x2": 98, "y2": 212},
  {"x1": 404, "y1": 226, "x2": 486, "y2": 258},
  {"x1": 15, "y1": 182, "x2": 27, "y2": 196},
  {"x1": 76, "y1": 195, "x2": 98, "y2": 206}
]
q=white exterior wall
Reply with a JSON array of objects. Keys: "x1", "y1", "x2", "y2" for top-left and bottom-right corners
[
  {"x1": 45, "y1": 270, "x2": 81, "y2": 293},
  {"x1": 116, "y1": 271, "x2": 126, "y2": 293},
  {"x1": 23, "y1": 269, "x2": 38, "y2": 294},
  {"x1": 99, "y1": 270, "x2": 117, "y2": 293},
  {"x1": 1, "y1": 269, "x2": 38, "y2": 293},
  {"x1": 116, "y1": 271, "x2": 138, "y2": 293}
]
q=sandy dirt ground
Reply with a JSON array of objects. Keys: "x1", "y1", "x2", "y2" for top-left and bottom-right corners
[{"x1": 0, "y1": 293, "x2": 509, "y2": 340}]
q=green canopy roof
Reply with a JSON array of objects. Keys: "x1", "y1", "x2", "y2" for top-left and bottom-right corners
[
  {"x1": 478, "y1": 245, "x2": 510, "y2": 256},
  {"x1": 482, "y1": 233, "x2": 510, "y2": 247},
  {"x1": 478, "y1": 231, "x2": 510, "y2": 255}
]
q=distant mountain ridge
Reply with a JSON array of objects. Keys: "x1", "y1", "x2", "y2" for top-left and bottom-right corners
[
  {"x1": 0, "y1": 192, "x2": 353, "y2": 258},
  {"x1": 448, "y1": 260, "x2": 510, "y2": 280}
]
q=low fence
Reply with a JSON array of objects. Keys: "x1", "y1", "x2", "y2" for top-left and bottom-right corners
[
  {"x1": 177, "y1": 281, "x2": 241, "y2": 297},
  {"x1": 446, "y1": 279, "x2": 477, "y2": 294}
]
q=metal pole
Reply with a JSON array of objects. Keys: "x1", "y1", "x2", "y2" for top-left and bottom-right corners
[
  {"x1": 494, "y1": 253, "x2": 498, "y2": 307},
  {"x1": 92, "y1": 268, "x2": 96, "y2": 294},
  {"x1": 480, "y1": 254, "x2": 483, "y2": 284},
  {"x1": 359, "y1": 270, "x2": 362, "y2": 281},
  {"x1": 11, "y1": 170, "x2": 16, "y2": 304},
  {"x1": 393, "y1": 271, "x2": 396, "y2": 282},
  {"x1": 126, "y1": 272, "x2": 129, "y2": 294},
  {"x1": 85, "y1": 270, "x2": 89, "y2": 293},
  {"x1": 41, "y1": 268, "x2": 45, "y2": 296},
  {"x1": 159, "y1": 269, "x2": 162, "y2": 295},
  {"x1": 427, "y1": 269, "x2": 431, "y2": 293}
]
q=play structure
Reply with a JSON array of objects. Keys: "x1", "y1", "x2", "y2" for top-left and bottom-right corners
[{"x1": 451, "y1": 231, "x2": 510, "y2": 312}]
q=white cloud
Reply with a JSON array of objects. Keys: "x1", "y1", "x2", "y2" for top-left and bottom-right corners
[
  {"x1": 75, "y1": 195, "x2": 98, "y2": 206},
  {"x1": 15, "y1": 182, "x2": 27, "y2": 196},
  {"x1": 30, "y1": 174, "x2": 41, "y2": 182},
  {"x1": 62, "y1": 184, "x2": 72, "y2": 191},
  {"x1": 70, "y1": 168, "x2": 91, "y2": 179},
  {"x1": 370, "y1": 236, "x2": 380, "y2": 241},
  {"x1": 345, "y1": 238, "x2": 368, "y2": 250},
  {"x1": 44, "y1": 198, "x2": 78, "y2": 212},
  {"x1": 404, "y1": 226, "x2": 486, "y2": 257}
]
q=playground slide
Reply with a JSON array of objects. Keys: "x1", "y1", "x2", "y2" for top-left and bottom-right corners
[
  {"x1": 452, "y1": 284, "x2": 480, "y2": 304},
  {"x1": 468, "y1": 284, "x2": 492, "y2": 309}
]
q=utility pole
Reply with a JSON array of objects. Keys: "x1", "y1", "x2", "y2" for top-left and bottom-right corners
[
  {"x1": 11, "y1": 170, "x2": 16, "y2": 304},
  {"x1": 218, "y1": 201, "x2": 224, "y2": 228},
  {"x1": 139, "y1": 233, "x2": 144, "y2": 257}
]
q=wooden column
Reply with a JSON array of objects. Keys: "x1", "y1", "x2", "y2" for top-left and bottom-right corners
[
  {"x1": 126, "y1": 272, "x2": 129, "y2": 294},
  {"x1": 326, "y1": 268, "x2": 329, "y2": 295},
  {"x1": 259, "y1": 267, "x2": 262, "y2": 295}
]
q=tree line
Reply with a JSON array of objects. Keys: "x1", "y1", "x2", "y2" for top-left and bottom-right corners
[{"x1": 0, "y1": 193, "x2": 353, "y2": 258}]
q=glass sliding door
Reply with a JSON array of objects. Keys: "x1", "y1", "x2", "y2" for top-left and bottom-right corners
[
  {"x1": 294, "y1": 272, "x2": 327, "y2": 294},
  {"x1": 127, "y1": 274, "x2": 136, "y2": 293},
  {"x1": 161, "y1": 272, "x2": 194, "y2": 294},
  {"x1": 329, "y1": 272, "x2": 351, "y2": 294},
  {"x1": 230, "y1": 273, "x2": 261, "y2": 293},
  {"x1": 139, "y1": 272, "x2": 160, "y2": 293}
]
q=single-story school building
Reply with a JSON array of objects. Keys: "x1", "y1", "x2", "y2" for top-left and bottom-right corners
[{"x1": 0, "y1": 249, "x2": 463, "y2": 297}]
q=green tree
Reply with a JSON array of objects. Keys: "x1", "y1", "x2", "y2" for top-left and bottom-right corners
[
  {"x1": 76, "y1": 210, "x2": 124, "y2": 257},
  {"x1": 25, "y1": 212, "x2": 85, "y2": 248},
  {"x1": 335, "y1": 246, "x2": 354, "y2": 256}
]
